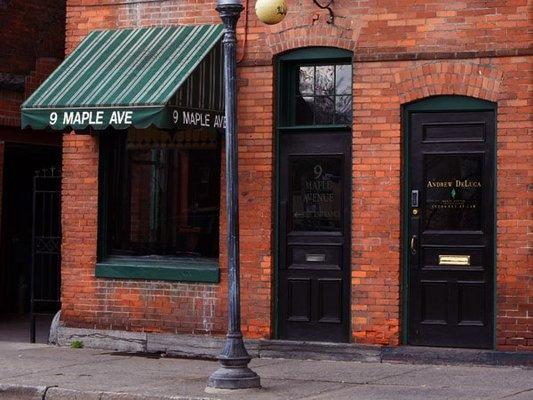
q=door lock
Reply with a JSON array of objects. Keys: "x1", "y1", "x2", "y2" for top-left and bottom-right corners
[{"x1": 411, "y1": 189, "x2": 419, "y2": 208}]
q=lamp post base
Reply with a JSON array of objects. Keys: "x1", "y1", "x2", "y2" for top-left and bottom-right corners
[
  {"x1": 207, "y1": 365, "x2": 261, "y2": 390},
  {"x1": 207, "y1": 334, "x2": 261, "y2": 389}
]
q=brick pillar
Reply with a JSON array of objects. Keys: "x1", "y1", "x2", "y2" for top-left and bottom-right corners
[{"x1": 60, "y1": 133, "x2": 100, "y2": 326}]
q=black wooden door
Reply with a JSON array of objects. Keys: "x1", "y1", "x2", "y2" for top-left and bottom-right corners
[
  {"x1": 279, "y1": 132, "x2": 351, "y2": 342},
  {"x1": 408, "y1": 111, "x2": 495, "y2": 349}
]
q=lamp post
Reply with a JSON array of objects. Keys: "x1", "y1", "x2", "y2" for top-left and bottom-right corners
[
  {"x1": 208, "y1": 0, "x2": 260, "y2": 390},
  {"x1": 208, "y1": 0, "x2": 290, "y2": 390}
]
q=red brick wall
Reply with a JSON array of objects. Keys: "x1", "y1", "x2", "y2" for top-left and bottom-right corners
[
  {"x1": 0, "y1": 0, "x2": 65, "y2": 75},
  {"x1": 0, "y1": 89, "x2": 23, "y2": 128},
  {"x1": 352, "y1": 58, "x2": 531, "y2": 349},
  {"x1": 61, "y1": 133, "x2": 231, "y2": 335},
  {"x1": 0, "y1": 57, "x2": 62, "y2": 144},
  {"x1": 0, "y1": 142, "x2": 3, "y2": 234},
  {"x1": 0, "y1": 0, "x2": 64, "y2": 129},
  {"x1": 0, "y1": 57, "x2": 62, "y2": 127},
  {"x1": 60, "y1": 0, "x2": 531, "y2": 349}
]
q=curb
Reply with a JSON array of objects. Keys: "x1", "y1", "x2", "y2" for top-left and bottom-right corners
[
  {"x1": 0, "y1": 386, "x2": 214, "y2": 400},
  {"x1": 0, "y1": 384, "x2": 47, "y2": 400}
]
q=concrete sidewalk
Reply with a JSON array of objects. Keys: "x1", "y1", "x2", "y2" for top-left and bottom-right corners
[{"x1": 0, "y1": 341, "x2": 531, "y2": 400}]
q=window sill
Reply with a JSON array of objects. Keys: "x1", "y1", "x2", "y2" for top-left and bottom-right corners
[{"x1": 95, "y1": 256, "x2": 220, "y2": 283}]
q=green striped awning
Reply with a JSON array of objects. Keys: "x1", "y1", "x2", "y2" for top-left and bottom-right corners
[{"x1": 21, "y1": 24, "x2": 225, "y2": 131}]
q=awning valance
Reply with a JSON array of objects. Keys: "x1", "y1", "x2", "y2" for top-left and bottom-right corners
[{"x1": 21, "y1": 24, "x2": 225, "y2": 131}]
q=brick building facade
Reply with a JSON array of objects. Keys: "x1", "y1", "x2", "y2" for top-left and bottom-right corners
[{"x1": 23, "y1": 0, "x2": 531, "y2": 352}]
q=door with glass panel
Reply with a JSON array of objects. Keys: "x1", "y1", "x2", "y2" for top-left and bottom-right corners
[
  {"x1": 408, "y1": 111, "x2": 495, "y2": 348},
  {"x1": 279, "y1": 132, "x2": 351, "y2": 342}
]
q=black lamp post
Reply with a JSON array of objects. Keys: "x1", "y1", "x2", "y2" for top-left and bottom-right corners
[{"x1": 207, "y1": 0, "x2": 261, "y2": 390}]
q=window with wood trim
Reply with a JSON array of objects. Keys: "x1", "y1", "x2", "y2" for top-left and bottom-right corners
[
  {"x1": 277, "y1": 48, "x2": 353, "y2": 128},
  {"x1": 100, "y1": 127, "x2": 221, "y2": 261},
  {"x1": 294, "y1": 63, "x2": 352, "y2": 125}
]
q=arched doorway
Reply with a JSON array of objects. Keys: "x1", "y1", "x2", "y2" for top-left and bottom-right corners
[
  {"x1": 402, "y1": 95, "x2": 496, "y2": 349},
  {"x1": 275, "y1": 48, "x2": 353, "y2": 342}
]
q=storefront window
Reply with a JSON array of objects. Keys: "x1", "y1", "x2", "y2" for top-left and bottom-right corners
[
  {"x1": 101, "y1": 128, "x2": 220, "y2": 260},
  {"x1": 295, "y1": 63, "x2": 352, "y2": 125}
]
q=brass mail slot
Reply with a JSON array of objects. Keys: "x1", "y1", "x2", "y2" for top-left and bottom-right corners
[
  {"x1": 306, "y1": 253, "x2": 326, "y2": 263},
  {"x1": 438, "y1": 255, "x2": 470, "y2": 266}
]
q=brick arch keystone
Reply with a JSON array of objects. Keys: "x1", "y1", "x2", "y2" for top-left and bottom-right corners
[
  {"x1": 263, "y1": 12, "x2": 360, "y2": 56},
  {"x1": 395, "y1": 61, "x2": 503, "y2": 104}
]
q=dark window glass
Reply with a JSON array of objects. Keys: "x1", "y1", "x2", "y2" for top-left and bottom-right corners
[
  {"x1": 315, "y1": 65, "x2": 334, "y2": 95},
  {"x1": 335, "y1": 65, "x2": 351, "y2": 95},
  {"x1": 298, "y1": 66, "x2": 314, "y2": 95},
  {"x1": 424, "y1": 154, "x2": 483, "y2": 231},
  {"x1": 295, "y1": 96, "x2": 314, "y2": 125},
  {"x1": 103, "y1": 128, "x2": 220, "y2": 259},
  {"x1": 290, "y1": 156, "x2": 342, "y2": 232},
  {"x1": 315, "y1": 96, "x2": 334, "y2": 124},
  {"x1": 335, "y1": 96, "x2": 352, "y2": 124},
  {"x1": 295, "y1": 63, "x2": 352, "y2": 126}
]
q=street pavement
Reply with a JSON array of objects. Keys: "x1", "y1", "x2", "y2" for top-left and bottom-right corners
[{"x1": 0, "y1": 341, "x2": 531, "y2": 400}]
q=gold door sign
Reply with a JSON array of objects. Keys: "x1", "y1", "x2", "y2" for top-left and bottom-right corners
[{"x1": 438, "y1": 255, "x2": 471, "y2": 266}]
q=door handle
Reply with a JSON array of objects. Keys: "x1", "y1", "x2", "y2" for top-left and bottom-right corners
[{"x1": 410, "y1": 235, "x2": 417, "y2": 254}]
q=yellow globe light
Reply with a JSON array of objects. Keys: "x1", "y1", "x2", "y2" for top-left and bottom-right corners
[{"x1": 255, "y1": 0, "x2": 288, "y2": 25}]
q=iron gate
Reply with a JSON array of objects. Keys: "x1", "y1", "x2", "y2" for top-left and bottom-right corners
[{"x1": 30, "y1": 167, "x2": 61, "y2": 343}]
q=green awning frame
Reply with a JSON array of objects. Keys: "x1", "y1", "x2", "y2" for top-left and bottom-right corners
[{"x1": 21, "y1": 24, "x2": 225, "y2": 131}]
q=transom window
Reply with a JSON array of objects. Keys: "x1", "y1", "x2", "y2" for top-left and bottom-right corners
[{"x1": 294, "y1": 63, "x2": 352, "y2": 126}]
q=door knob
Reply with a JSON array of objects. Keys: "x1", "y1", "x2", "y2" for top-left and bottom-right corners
[{"x1": 410, "y1": 235, "x2": 417, "y2": 254}]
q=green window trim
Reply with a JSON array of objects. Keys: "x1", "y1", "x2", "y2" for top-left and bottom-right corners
[
  {"x1": 277, "y1": 47, "x2": 353, "y2": 128},
  {"x1": 96, "y1": 132, "x2": 221, "y2": 284},
  {"x1": 95, "y1": 257, "x2": 219, "y2": 283}
]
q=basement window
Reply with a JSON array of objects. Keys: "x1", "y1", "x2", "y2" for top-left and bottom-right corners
[{"x1": 96, "y1": 127, "x2": 221, "y2": 282}]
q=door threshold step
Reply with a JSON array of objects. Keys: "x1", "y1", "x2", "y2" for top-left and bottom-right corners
[
  {"x1": 257, "y1": 340, "x2": 382, "y2": 363},
  {"x1": 257, "y1": 340, "x2": 533, "y2": 367},
  {"x1": 381, "y1": 346, "x2": 533, "y2": 368}
]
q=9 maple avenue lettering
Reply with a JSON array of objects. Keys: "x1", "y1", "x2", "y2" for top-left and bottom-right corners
[
  {"x1": 49, "y1": 110, "x2": 132, "y2": 126},
  {"x1": 48, "y1": 109, "x2": 226, "y2": 128},
  {"x1": 173, "y1": 109, "x2": 226, "y2": 128}
]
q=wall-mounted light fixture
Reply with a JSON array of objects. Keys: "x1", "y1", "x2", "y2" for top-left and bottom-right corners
[
  {"x1": 255, "y1": 0, "x2": 288, "y2": 25},
  {"x1": 254, "y1": 0, "x2": 335, "y2": 25}
]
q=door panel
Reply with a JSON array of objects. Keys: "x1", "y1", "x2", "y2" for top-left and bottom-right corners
[
  {"x1": 279, "y1": 132, "x2": 351, "y2": 342},
  {"x1": 408, "y1": 111, "x2": 495, "y2": 349}
]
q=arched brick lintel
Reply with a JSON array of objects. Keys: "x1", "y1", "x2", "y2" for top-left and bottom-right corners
[
  {"x1": 395, "y1": 61, "x2": 504, "y2": 104},
  {"x1": 265, "y1": 24, "x2": 358, "y2": 56}
]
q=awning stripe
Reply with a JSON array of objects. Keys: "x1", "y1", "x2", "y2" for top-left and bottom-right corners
[
  {"x1": 127, "y1": 26, "x2": 204, "y2": 104},
  {"x1": 115, "y1": 26, "x2": 202, "y2": 105},
  {"x1": 24, "y1": 30, "x2": 105, "y2": 106},
  {"x1": 83, "y1": 27, "x2": 177, "y2": 106},
  {"x1": 21, "y1": 24, "x2": 225, "y2": 131},
  {"x1": 67, "y1": 27, "x2": 164, "y2": 106},
  {"x1": 134, "y1": 25, "x2": 218, "y2": 104},
  {"x1": 147, "y1": 25, "x2": 221, "y2": 103},
  {"x1": 103, "y1": 27, "x2": 189, "y2": 105},
  {"x1": 37, "y1": 30, "x2": 124, "y2": 107},
  {"x1": 50, "y1": 29, "x2": 141, "y2": 107}
]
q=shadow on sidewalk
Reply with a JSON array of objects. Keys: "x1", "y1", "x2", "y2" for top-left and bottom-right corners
[{"x1": 0, "y1": 314, "x2": 52, "y2": 344}]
